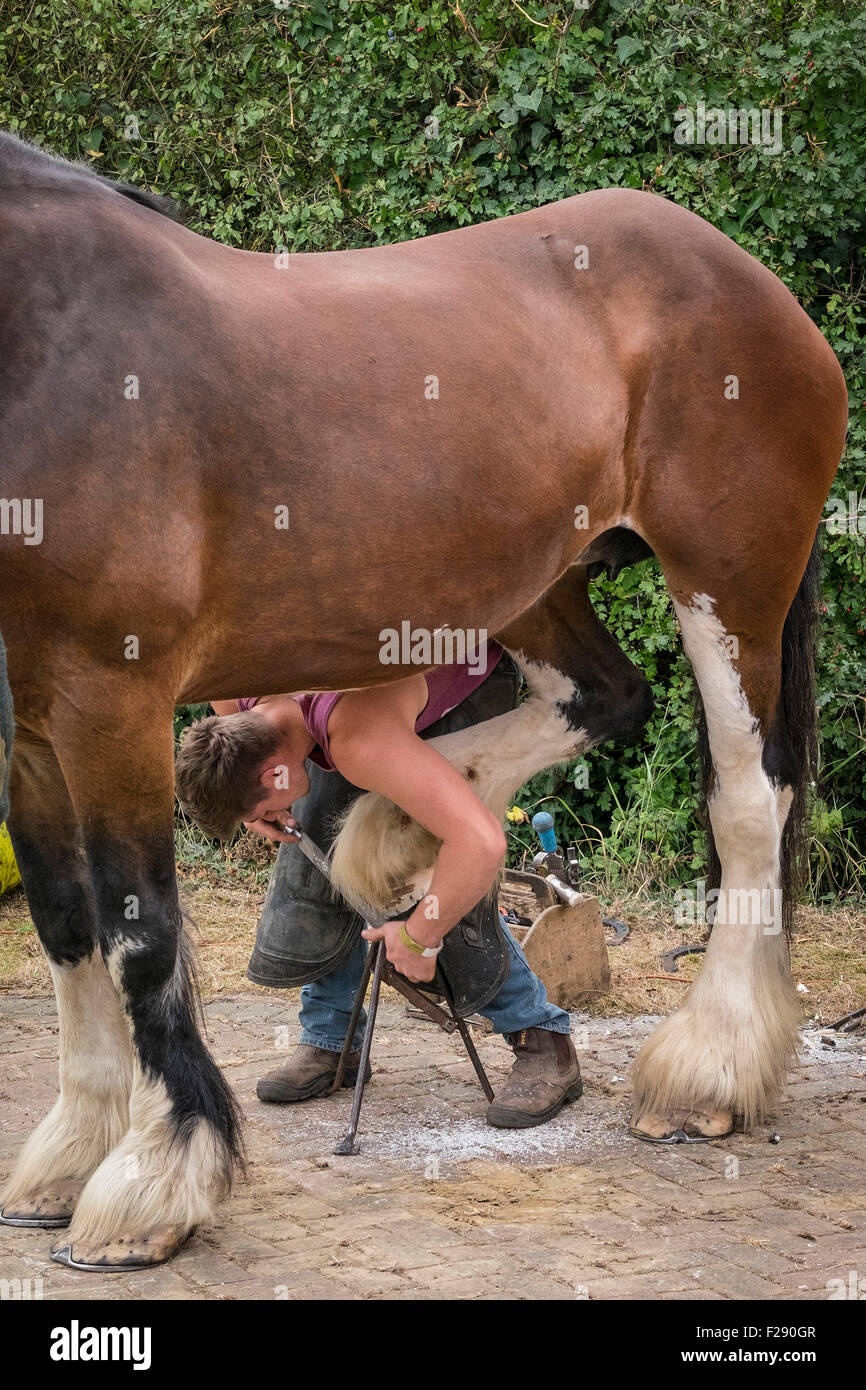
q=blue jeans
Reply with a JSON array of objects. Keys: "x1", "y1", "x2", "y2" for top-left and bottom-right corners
[{"x1": 299, "y1": 915, "x2": 571, "y2": 1051}]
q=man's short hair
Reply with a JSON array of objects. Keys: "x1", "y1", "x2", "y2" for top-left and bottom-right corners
[{"x1": 175, "y1": 711, "x2": 282, "y2": 841}]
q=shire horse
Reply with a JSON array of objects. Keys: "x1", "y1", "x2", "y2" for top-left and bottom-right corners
[{"x1": 0, "y1": 132, "x2": 847, "y2": 1269}]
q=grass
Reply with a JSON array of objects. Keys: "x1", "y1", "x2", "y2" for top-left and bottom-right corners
[
  {"x1": 2, "y1": 826, "x2": 864, "y2": 1028},
  {"x1": 506, "y1": 696, "x2": 866, "y2": 904},
  {"x1": 174, "y1": 804, "x2": 278, "y2": 889},
  {"x1": 505, "y1": 700, "x2": 709, "y2": 899}
]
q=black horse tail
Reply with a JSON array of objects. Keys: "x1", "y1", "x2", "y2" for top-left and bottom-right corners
[{"x1": 697, "y1": 535, "x2": 821, "y2": 936}]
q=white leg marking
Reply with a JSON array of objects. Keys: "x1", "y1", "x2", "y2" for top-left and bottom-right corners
[
  {"x1": 2, "y1": 951, "x2": 132, "y2": 1208},
  {"x1": 428, "y1": 656, "x2": 588, "y2": 821},
  {"x1": 55, "y1": 938, "x2": 233, "y2": 1247},
  {"x1": 632, "y1": 595, "x2": 800, "y2": 1127},
  {"x1": 64, "y1": 1070, "x2": 228, "y2": 1247},
  {"x1": 329, "y1": 656, "x2": 592, "y2": 915}
]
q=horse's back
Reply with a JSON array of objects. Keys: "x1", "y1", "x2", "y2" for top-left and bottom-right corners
[{"x1": 0, "y1": 149, "x2": 847, "y2": 701}]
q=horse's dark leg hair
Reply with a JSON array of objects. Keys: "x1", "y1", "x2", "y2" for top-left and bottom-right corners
[
  {"x1": 2, "y1": 734, "x2": 132, "y2": 1219},
  {"x1": 498, "y1": 562, "x2": 654, "y2": 751},
  {"x1": 42, "y1": 693, "x2": 242, "y2": 1257},
  {"x1": 763, "y1": 535, "x2": 821, "y2": 935},
  {"x1": 8, "y1": 737, "x2": 95, "y2": 966},
  {"x1": 88, "y1": 826, "x2": 243, "y2": 1170},
  {"x1": 695, "y1": 693, "x2": 722, "y2": 903}
]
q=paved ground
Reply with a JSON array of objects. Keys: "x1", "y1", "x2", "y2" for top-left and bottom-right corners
[{"x1": 1, "y1": 990, "x2": 864, "y2": 1300}]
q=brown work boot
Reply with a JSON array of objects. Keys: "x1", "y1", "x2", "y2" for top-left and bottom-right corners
[
  {"x1": 486, "y1": 1028, "x2": 583, "y2": 1129},
  {"x1": 257, "y1": 1044, "x2": 371, "y2": 1103}
]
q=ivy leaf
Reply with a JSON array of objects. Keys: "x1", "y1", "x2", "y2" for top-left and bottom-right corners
[
  {"x1": 513, "y1": 87, "x2": 543, "y2": 113},
  {"x1": 615, "y1": 37, "x2": 643, "y2": 63}
]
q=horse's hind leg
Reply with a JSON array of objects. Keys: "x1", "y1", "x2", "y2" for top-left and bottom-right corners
[
  {"x1": 330, "y1": 566, "x2": 653, "y2": 914},
  {"x1": 41, "y1": 688, "x2": 241, "y2": 1269},
  {"x1": 631, "y1": 581, "x2": 806, "y2": 1139},
  {"x1": 1, "y1": 735, "x2": 131, "y2": 1228}
]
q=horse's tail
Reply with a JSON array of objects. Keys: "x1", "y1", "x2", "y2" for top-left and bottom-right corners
[
  {"x1": 776, "y1": 536, "x2": 822, "y2": 932},
  {"x1": 697, "y1": 535, "x2": 821, "y2": 935}
]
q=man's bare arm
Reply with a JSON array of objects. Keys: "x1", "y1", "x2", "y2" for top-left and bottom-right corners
[{"x1": 329, "y1": 683, "x2": 506, "y2": 947}]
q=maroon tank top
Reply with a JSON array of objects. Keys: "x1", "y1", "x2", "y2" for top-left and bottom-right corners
[{"x1": 236, "y1": 646, "x2": 502, "y2": 771}]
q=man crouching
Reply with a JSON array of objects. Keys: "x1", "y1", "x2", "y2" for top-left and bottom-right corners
[{"x1": 175, "y1": 647, "x2": 582, "y2": 1129}]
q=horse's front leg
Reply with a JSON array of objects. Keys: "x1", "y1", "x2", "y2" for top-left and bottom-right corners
[
  {"x1": 45, "y1": 691, "x2": 242, "y2": 1270},
  {"x1": 1, "y1": 734, "x2": 132, "y2": 1228}
]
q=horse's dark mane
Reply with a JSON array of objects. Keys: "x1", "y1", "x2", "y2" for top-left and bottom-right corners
[{"x1": 0, "y1": 129, "x2": 181, "y2": 221}]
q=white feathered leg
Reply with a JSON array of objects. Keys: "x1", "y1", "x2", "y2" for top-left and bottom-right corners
[
  {"x1": 1, "y1": 951, "x2": 132, "y2": 1225},
  {"x1": 631, "y1": 595, "x2": 800, "y2": 1136}
]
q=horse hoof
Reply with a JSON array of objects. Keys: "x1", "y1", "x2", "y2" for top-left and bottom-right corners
[
  {"x1": 50, "y1": 1223, "x2": 193, "y2": 1271},
  {"x1": 629, "y1": 1108, "x2": 734, "y2": 1144},
  {"x1": 0, "y1": 1179, "x2": 85, "y2": 1228}
]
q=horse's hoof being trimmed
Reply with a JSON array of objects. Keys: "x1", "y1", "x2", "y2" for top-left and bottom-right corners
[
  {"x1": 629, "y1": 1108, "x2": 734, "y2": 1144},
  {"x1": 50, "y1": 1223, "x2": 193, "y2": 1272},
  {"x1": 0, "y1": 1179, "x2": 85, "y2": 1228}
]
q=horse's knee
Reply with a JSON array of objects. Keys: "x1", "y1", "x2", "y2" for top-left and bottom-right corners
[
  {"x1": 11, "y1": 838, "x2": 95, "y2": 964},
  {"x1": 709, "y1": 777, "x2": 779, "y2": 859},
  {"x1": 7, "y1": 744, "x2": 96, "y2": 965}
]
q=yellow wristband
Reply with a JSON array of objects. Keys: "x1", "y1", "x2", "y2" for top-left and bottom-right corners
[{"x1": 398, "y1": 921, "x2": 442, "y2": 958}]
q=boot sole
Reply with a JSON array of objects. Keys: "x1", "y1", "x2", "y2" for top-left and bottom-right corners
[
  {"x1": 257, "y1": 1067, "x2": 369, "y2": 1104},
  {"x1": 486, "y1": 1077, "x2": 583, "y2": 1130}
]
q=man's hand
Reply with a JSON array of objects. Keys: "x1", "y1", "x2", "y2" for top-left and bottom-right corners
[
  {"x1": 242, "y1": 813, "x2": 301, "y2": 844},
  {"x1": 361, "y1": 921, "x2": 438, "y2": 983}
]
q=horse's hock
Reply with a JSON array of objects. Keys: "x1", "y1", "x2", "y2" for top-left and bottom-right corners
[{"x1": 500, "y1": 870, "x2": 611, "y2": 1007}]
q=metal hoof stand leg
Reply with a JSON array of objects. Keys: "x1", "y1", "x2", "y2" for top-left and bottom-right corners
[
  {"x1": 450, "y1": 1009, "x2": 494, "y2": 1103},
  {"x1": 280, "y1": 826, "x2": 495, "y2": 1155},
  {"x1": 329, "y1": 941, "x2": 377, "y2": 1095},
  {"x1": 333, "y1": 939, "x2": 386, "y2": 1156},
  {"x1": 331, "y1": 941, "x2": 495, "y2": 1155}
]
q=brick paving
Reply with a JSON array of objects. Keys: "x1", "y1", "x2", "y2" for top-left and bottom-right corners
[{"x1": 0, "y1": 990, "x2": 864, "y2": 1300}]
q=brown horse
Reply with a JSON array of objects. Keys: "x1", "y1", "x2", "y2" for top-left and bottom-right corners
[{"x1": 0, "y1": 133, "x2": 847, "y2": 1269}]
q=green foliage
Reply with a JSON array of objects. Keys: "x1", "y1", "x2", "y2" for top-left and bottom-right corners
[
  {"x1": 173, "y1": 703, "x2": 209, "y2": 744},
  {"x1": 2, "y1": 0, "x2": 863, "y2": 894}
]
